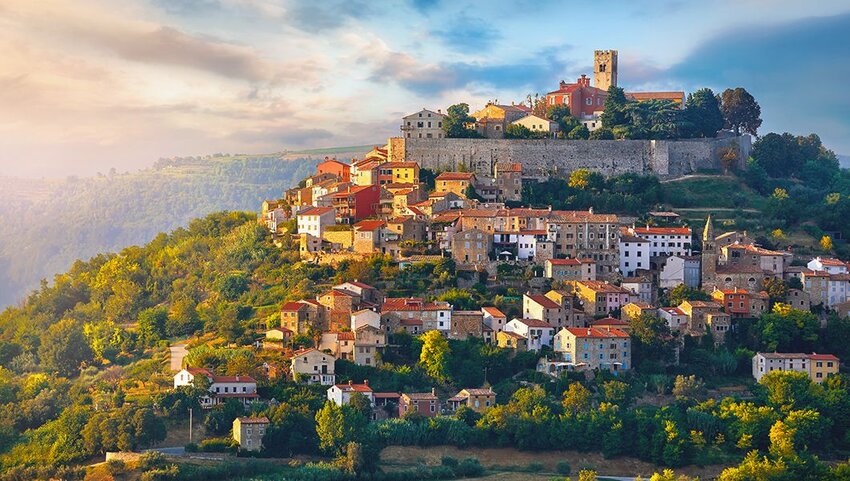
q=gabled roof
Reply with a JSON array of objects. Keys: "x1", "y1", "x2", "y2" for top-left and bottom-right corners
[
  {"x1": 237, "y1": 416, "x2": 270, "y2": 424},
  {"x1": 281, "y1": 301, "x2": 308, "y2": 312},
  {"x1": 436, "y1": 172, "x2": 475, "y2": 181},
  {"x1": 334, "y1": 382, "x2": 372, "y2": 393},
  {"x1": 512, "y1": 318, "x2": 555, "y2": 329},
  {"x1": 354, "y1": 220, "x2": 386, "y2": 231},
  {"x1": 525, "y1": 294, "x2": 560, "y2": 309},
  {"x1": 632, "y1": 226, "x2": 692, "y2": 236},
  {"x1": 298, "y1": 206, "x2": 335, "y2": 217},
  {"x1": 590, "y1": 317, "x2": 630, "y2": 328},
  {"x1": 481, "y1": 306, "x2": 506, "y2": 318},
  {"x1": 561, "y1": 327, "x2": 630, "y2": 339},
  {"x1": 659, "y1": 306, "x2": 686, "y2": 316}
]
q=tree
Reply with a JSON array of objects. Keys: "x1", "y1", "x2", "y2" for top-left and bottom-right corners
[
  {"x1": 569, "y1": 169, "x2": 592, "y2": 189},
  {"x1": 568, "y1": 125, "x2": 590, "y2": 139},
  {"x1": 667, "y1": 284, "x2": 710, "y2": 307},
  {"x1": 562, "y1": 382, "x2": 592, "y2": 415},
  {"x1": 315, "y1": 402, "x2": 366, "y2": 455},
  {"x1": 546, "y1": 104, "x2": 579, "y2": 133},
  {"x1": 219, "y1": 273, "x2": 249, "y2": 301},
  {"x1": 600, "y1": 86, "x2": 630, "y2": 128},
  {"x1": 589, "y1": 127, "x2": 615, "y2": 140},
  {"x1": 684, "y1": 88, "x2": 724, "y2": 138},
  {"x1": 419, "y1": 330, "x2": 451, "y2": 381},
  {"x1": 820, "y1": 235, "x2": 833, "y2": 252},
  {"x1": 672, "y1": 375, "x2": 706, "y2": 400},
  {"x1": 720, "y1": 87, "x2": 762, "y2": 136},
  {"x1": 443, "y1": 103, "x2": 480, "y2": 138},
  {"x1": 762, "y1": 277, "x2": 788, "y2": 303},
  {"x1": 630, "y1": 313, "x2": 673, "y2": 364},
  {"x1": 578, "y1": 469, "x2": 598, "y2": 481},
  {"x1": 755, "y1": 309, "x2": 819, "y2": 352},
  {"x1": 138, "y1": 306, "x2": 167, "y2": 346},
  {"x1": 38, "y1": 319, "x2": 94, "y2": 377}
]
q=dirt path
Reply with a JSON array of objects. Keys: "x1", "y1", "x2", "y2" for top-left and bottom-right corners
[{"x1": 170, "y1": 343, "x2": 188, "y2": 372}]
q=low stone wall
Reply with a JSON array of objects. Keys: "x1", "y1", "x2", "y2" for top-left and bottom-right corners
[
  {"x1": 393, "y1": 136, "x2": 750, "y2": 179},
  {"x1": 105, "y1": 451, "x2": 143, "y2": 463}
]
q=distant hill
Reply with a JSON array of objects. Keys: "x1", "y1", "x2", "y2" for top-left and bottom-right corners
[{"x1": 0, "y1": 147, "x2": 373, "y2": 308}]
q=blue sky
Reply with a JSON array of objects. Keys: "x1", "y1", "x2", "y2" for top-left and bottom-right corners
[{"x1": 1, "y1": 0, "x2": 849, "y2": 177}]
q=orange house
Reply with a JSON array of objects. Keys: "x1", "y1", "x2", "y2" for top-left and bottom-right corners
[
  {"x1": 712, "y1": 288, "x2": 750, "y2": 317},
  {"x1": 317, "y1": 157, "x2": 351, "y2": 182}
]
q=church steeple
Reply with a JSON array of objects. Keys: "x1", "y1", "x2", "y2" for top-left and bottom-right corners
[{"x1": 702, "y1": 214, "x2": 714, "y2": 242}]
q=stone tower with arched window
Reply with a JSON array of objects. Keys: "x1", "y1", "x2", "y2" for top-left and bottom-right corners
[
  {"x1": 593, "y1": 50, "x2": 618, "y2": 92},
  {"x1": 701, "y1": 215, "x2": 717, "y2": 290}
]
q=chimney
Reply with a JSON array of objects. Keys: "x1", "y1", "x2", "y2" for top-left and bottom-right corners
[
  {"x1": 348, "y1": 380, "x2": 353, "y2": 386},
  {"x1": 364, "y1": 379, "x2": 369, "y2": 386},
  {"x1": 431, "y1": 387, "x2": 437, "y2": 396},
  {"x1": 560, "y1": 80, "x2": 567, "y2": 89},
  {"x1": 588, "y1": 207, "x2": 594, "y2": 214}
]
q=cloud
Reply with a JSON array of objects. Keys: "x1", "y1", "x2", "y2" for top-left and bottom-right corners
[
  {"x1": 664, "y1": 13, "x2": 850, "y2": 152},
  {"x1": 410, "y1": 0, "x2": 440, "y2": 13},
  {"x1": 284, "y1": 0, "x2": 374, "y2": 31},
  {"x1": 361, "y1": 38, "x2": 574, "y2": 95},
  {"x1": 431, "y1": 14, "x2": 501, "y2": 53}
]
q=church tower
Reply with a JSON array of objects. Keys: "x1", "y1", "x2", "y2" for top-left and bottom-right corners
[
  {"x1": 701, "y1": 215, "x2": 717, "y2": 290},
  {"x1": 593, "y1": 50, "x2": 618, "y2": 91}
]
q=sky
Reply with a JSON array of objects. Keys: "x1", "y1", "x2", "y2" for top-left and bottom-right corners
[{"x1": 1, "y1": 0, "x2": 849, "y2": 178}]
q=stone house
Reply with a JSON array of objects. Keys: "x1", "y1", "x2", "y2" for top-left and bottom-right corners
[
  {"x1": 545, "y1": 258, "x2": 596, "y2": 282},
  {"x1": 354, "y1": 325, "x2": 386, "y2": 366},
  {"x1": 399, "y1": 390, "x2": 440, "y2": 417},
  {"x1": 232, "y1": 417, "x2": 269, "y2": 452},
  {"x1": 451, "y1": 228, "x2": 493, "y2": 267},
  {"x1": 496, "y1": 330, "x2": 527, "y2": 351},
  {"x1": 449, "y1": 311, "x2": 484, "y2": 340},
  {"x1": 553, "y1": 327, "x2": 631, "y2": 371},
  {"x1": 290, "y1": 348, "x2": 336, "y2": 385},
  {"x1": 436, "y1": 172, "x2": 476, "y2": 197},
  {"x1": 446, "y1": 388, "x2": 496, "y2": 413}
]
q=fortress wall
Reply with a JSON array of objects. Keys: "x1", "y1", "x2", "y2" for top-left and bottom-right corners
[{"x1": 399, "y1": 136, "x2": 749, "y2": 179}]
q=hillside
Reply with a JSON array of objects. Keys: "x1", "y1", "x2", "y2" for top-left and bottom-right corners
[{"x1": 0, "y1": 147, "x2": 372, "y2": 308}]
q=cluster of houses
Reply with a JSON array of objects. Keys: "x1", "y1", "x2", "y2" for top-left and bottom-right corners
[{"x1": 400, "y1": 49, "x2": 684, "y2": 138}]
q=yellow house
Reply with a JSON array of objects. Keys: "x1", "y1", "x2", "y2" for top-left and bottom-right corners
[
  {"x1": 381, "y1": 162, "x2": 420, "y2": 184},
  {"x1": 496, "y1": 331, "x2": 527, "y2": 351},
  {"x1": 809, "y1": 353, "x2": 840, "y2": 382},
  {"x1": 435, "y1": 172, "x2": 476, "y2": 197},
  {"x1": 621, "y1": 301, "x2": 656, "y2": 321},
  {"x1": 447, "y1": 388, "x2": 496, "y2": 413}
]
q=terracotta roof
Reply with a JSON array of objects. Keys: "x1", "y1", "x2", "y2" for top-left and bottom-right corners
[
  {"x1": 817, "y1": 258, "x2": 846, "y2": 266},
  {"x1": 590, "y1": 317, "x2": 630, "y2": 327},
  {"x1": 292, "y1": 347, "x2": 319, "y2": 357},
  {"x1": 436, "y1": 172, "x2": 475, "y2": 181},
  {"x1": 659, "y1": 307, "x2": 686, "y2": 316},
  {"x1": 482, "y1": 306, "x2": 506, "y2": 318},
  {"x1": 632, "y1": 227, "x2": 692, "y2": 236},
  {"x1": 459, "y1": 388, "x2": 495, "y2": 396},
  {"x1": 319, "y1": 158, "x2": 349, "y2": 167},
  {"x1": 336, "y1": 331, "x2": 355, "y2": 341},
  {"x1": 354, "y1": 220, "x2": 386, "y2": 231},
  {"x1": 383, "y1": 162, "x2": 419, "y2": 168},
  {"x1": 809, "y1": 353, "x2": 839, "y2": 361},
  {"x1": 399, "y1": 318, "x2": 423, "y2": 326},
  {"x1": 525, "y1": 294, "x2": 560, "y2": 309},
  {"x1": 402, "y1": 392, "x2": 438, "y2": 400},
  {"x1": 211, "y1": 374, "x2": 256, "y2": 383},
  {"x1": 575, "y1": 281, "x2": 631, "y2": 294},
  {"x1": 281, "y1": 301, "x2": 308, "y2": 312},
  {"x1": 513, "y1": 318, "x2": 554, "y2": 328},
  {"x1": 626, "y1": 91, "x2": 685, "y2": 102},
  {"x1": 334, "y1": 382, "x2": 372, "y2": 393},
  {"x1": 496, "y1": 162, "x2": 522, "y2": 173},
  {"x1": 562, "y1": 327, "x2": 630, "y2": 339},
  {"x1": 499, "y1": 331, "x2": 526, "y2": 339},
  {"x1": 373, "y1": 392, "x2": 401, "y2": 399},
  {"x1": 383, "y1": 297, "x2": 450, "y2": 312},
  {"x1": 298, "y1": 206, "x2": 335, "y2": 217},
  {"x1": 237, "y1": 416, "x2": 269, "y2": 424},
  {"x1": 548, "y1": 257, "x2": 595, "y2": 265}
]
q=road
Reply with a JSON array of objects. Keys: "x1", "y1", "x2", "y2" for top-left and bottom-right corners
[
  {"x1": 146, "y1": 446, "x2": 185, "y2": 456},
  {"x1": 169, "y1": 343, "x2": 188, "y2": 372}
]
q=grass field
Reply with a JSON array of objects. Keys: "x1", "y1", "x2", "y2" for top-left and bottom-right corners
[
  {"x1": 380, "y1": 446, "x2": 726, "y2": 479},
  {"x1": 661, "y1": 176, "x2": 766, "y2": 211}
]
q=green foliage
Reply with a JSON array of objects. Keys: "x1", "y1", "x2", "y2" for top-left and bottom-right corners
[
  {"x1": 754, "y1": 309, "x2": 819, "y2": 352},
  {"x1": 588, "y1": 127, "x2": 615, "y2": 140},
  {"x1": 443, "y1": 104, "x2": 480, "y2": 138},
  {"x1": 38, "y1": 319, "x2": 93, "y2": 377},
  {"x1": 568, "y1": 125, "x2": 590, "y2": 140},
  {"x1": 684, "y1": 88, "x2": 724, "y2": 138},
  {"x1": 522, "y1": 173, "x2": 662, "y2": 216},
  {"x1": 720, "y1": 87, "x2": 763, "y2": 136},
  {"x1": 667, "y1": 284, "x2": 710, "y2": 307},
  {"x1": 419, "y1": 330, "x2": 451, "y2": 382}
]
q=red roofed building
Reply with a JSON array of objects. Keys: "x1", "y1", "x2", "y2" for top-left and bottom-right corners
[
  {"x1": 554, "y1": 327, "x2": 631, "y2": 371},
  {"x1": 711, "y1": 287, "x2": 751, "y2": 317},
  {"x1": 523, "y1": 293, "x2": 573, "y2": 329},
  {"x1": 280, "y1": 300, "x2": 326, "y2": 334},
  {"x1": 545, "y1": 75, "x2": 608, "y2": 130},
  {"x1": 435, "y1": 172, "x2": 476, "y2": 197},
  {"x1": 327, "y1": 380, "x2": 374, "y2": 406},
  {"x1": 173, "y1": 368, "x2": 258, "y2": 408},
  {"x1": 382, "y1": 297, "x2": 452, "y2": 332},
  {"x1": 317, "y1": 157, "x2": 351, "y2": 182},
  {"x1": 332, "y1": 184, "x2": 380, "y2": 224},
  {"x1": 627, "y1": 225, "x2": 692, "y2": 257}
]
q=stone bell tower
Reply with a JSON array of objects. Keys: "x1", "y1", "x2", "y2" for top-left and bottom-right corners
[{"x1": 593, "y1": 50, "x2": 618, "y2": 91}]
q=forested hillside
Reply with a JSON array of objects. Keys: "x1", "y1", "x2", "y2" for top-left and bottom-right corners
[{"x1": 0, "y1": 151, "x2": 366, "y2": 308}]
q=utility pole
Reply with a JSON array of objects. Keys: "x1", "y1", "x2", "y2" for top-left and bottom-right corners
[{"x1": 188, "y1": 407, "x2": 193, "y2": 444}]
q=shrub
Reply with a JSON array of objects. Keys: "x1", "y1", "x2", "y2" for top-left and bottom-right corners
[
  {"x1": 455, "y1": 458, "x2": 484, "y2": 477},
  {"x1": 556, "y1": 461, "x2": 572, "y2": 475},
  {"x1": 526, "y1": 462, "x2": 544, "y2": 472},
  {"x1": 441, "y1": 456, "x2": 459, "y2": 468},
  {"x1": 137, "y1": 451, "x2": 167, "y2": 470},
  {"x1": 105, "y1": 459, "x2": 126, "y2": 475},
  {"x1": 430, "y1": 465, "x2": 456, "y2": 479},
  {"x1": 198, "y1": 437, "x2": 237, "y2": 453},
  {"x1": 184, "y1": 443, "x2": 198, "y2": 453}
]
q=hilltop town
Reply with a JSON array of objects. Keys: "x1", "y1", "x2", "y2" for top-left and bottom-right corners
[{"x1": 3, "y1": 50, "x2": 850, "y2": 481}]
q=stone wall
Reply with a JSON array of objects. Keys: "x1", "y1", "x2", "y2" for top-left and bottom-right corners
[{"x1": 396, "y1": 135, "x2": 750, "y2": 179}]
